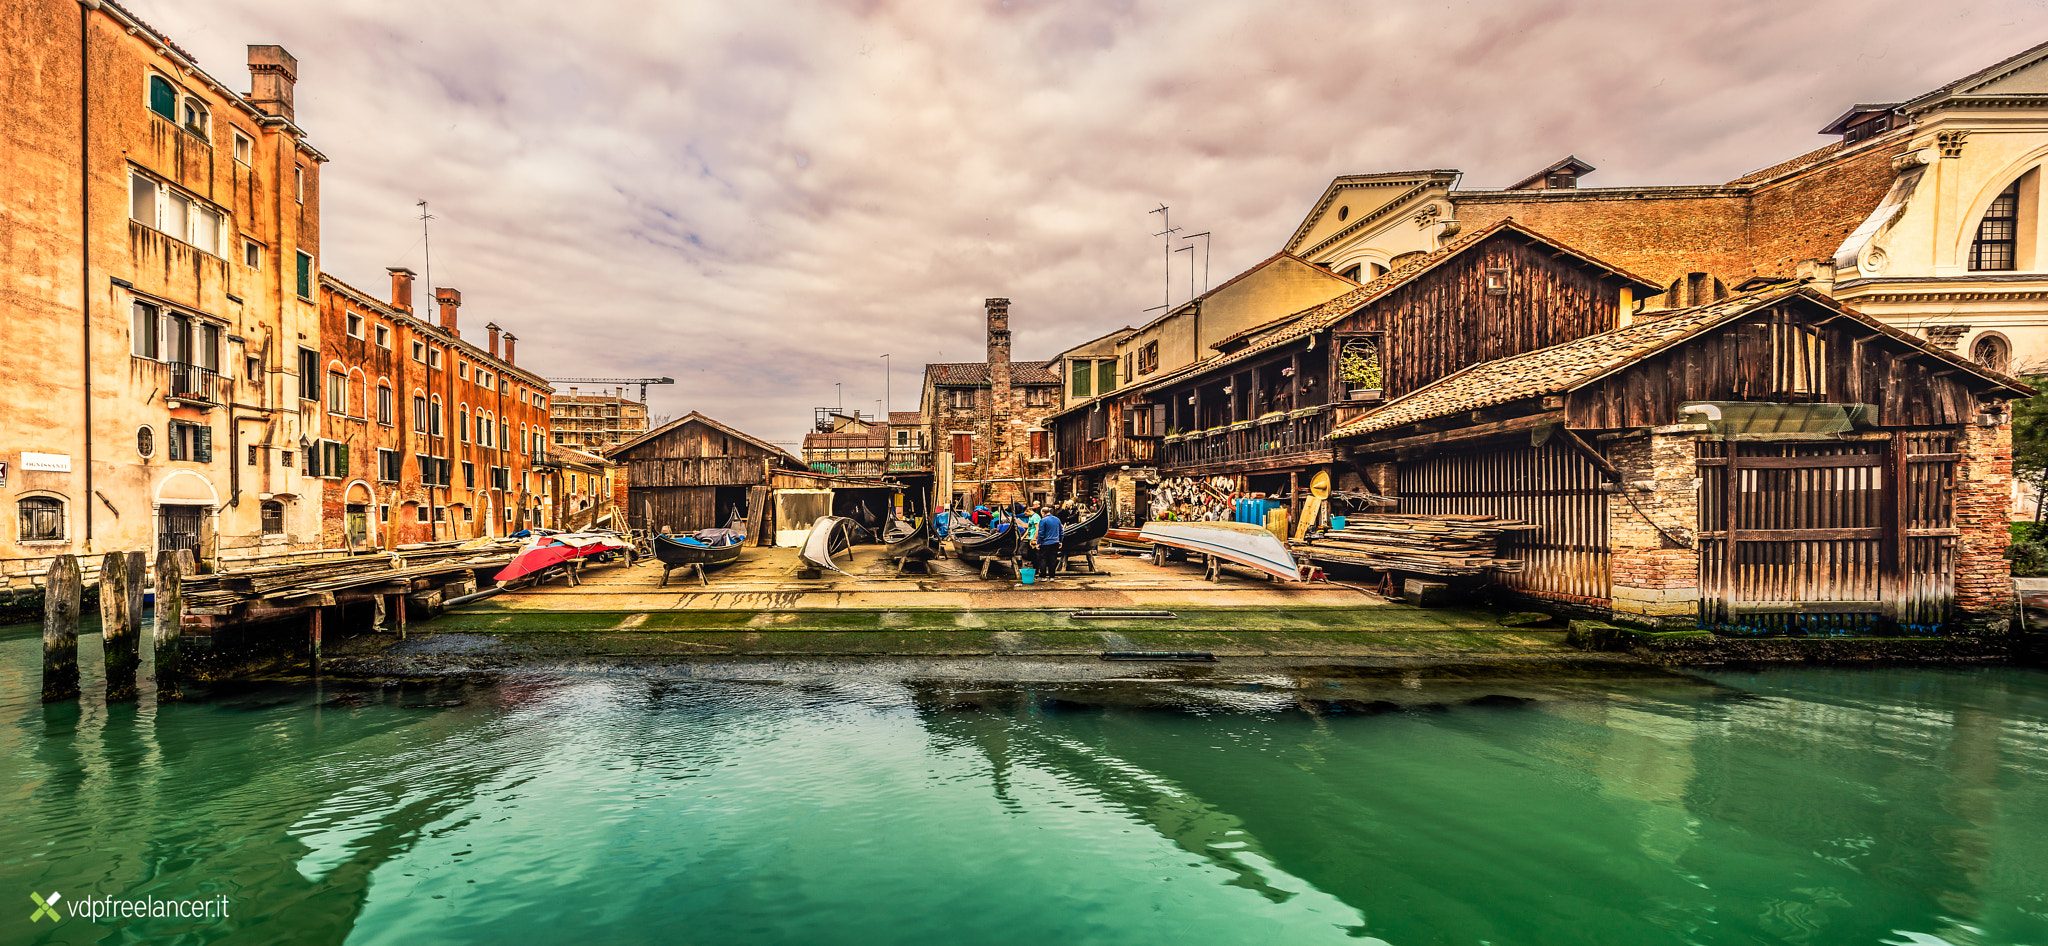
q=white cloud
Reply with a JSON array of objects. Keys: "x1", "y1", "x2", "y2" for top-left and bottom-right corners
[{"x1": 136, "y1": 0, "x2": 2046, "y2": 443}]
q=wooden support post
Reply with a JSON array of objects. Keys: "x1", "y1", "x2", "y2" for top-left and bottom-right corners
[
  {"x1": 102, "y1": 552, "x2": 141, "y2": 702},
  {"x1": 395, "y1": 593, "x2": 408, "y2": 640},
  {"x1": 153, "y1": 550, "x2": 184, "y2": 701},
  {"x1": 310, "y1": 606, "x2": 324, "y2": 670},
  {"x1": 695, "y1": 563, "x2": 708, "y2": 587},
  {"x1": 42, "y1": 555, "x2": 81, "y2": 703}
]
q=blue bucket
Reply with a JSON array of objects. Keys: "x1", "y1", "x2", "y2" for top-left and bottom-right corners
[
  {"x1": 1329, "y1": 516, "x2": 1347, "y2": 530},
  {"x1": 1020, "y1": 567, "x2": 1037, "y2": 584}
]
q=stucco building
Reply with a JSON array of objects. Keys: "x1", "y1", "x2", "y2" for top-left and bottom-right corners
[
  {"x1": 2, "y1": 1, "x2": 327, "y2": 575},
  {"x1": 550, "y1": 389, "x2": 649, "y2": 450}
]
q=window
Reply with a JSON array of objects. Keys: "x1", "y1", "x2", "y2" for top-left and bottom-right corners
[
  {"x1": 166, "y1": 422, "x2": 213, "y2": 463},
  {"x1": 500, "y1": 420, "x2": 509, "y2": 447},
  {"x1": 1546, "y1": 172, "x2": 1576, "y2": 189},
  {"x1": 945, "y1": 388, "x2": 973, "y2": 410},
  {"x1": 248, "y1": 444, "x2": 260, "y2": 466},
  {"x1": 952, "y1": 432, "x2": 974, "y2": 464},
  {"x1": 435, "y1": 506, "x2": 447, "y2": 523},
  {"x1": 129, "y1": 174, "x2": 156, "y2": 226},
  {"x1": 895, "y1": 430, "x2": 909, "y2": 447},
  {"x1": 1029, "y1": 430, "x2": 1048, "y2": 458},
  {"x1": 1024, "y1": 387, "x2": 1053, "y2": 407},
  {"x1": 1971, "y1": 180, "x2": 2021, "y2": 272},
  {"x1": 181, "y1": 97, "x2": 209, "y2": 138},
  {"x1": 428, "y1": 348, "x2": 441, "y2": 369},
  {"x1": 418, "y1": 456, "x2": 451, "y2": 487},
  {"x1": 375, "y1": 325, "x2": 390, "y2": 348},
  {"x1": 463, "y1": 461, "x2": 476, "y2": 489},
  {"x1": 1770, "y1": 322, "x2": 1827, "y2": 398},
  {"x1": 314, "y1": 439, "x2": 348, "y2": 477},
  {"x1": 281, "y1": 450, "x2": 294, "y2": 468},
  {"x1": 147, "y1": 74, "x2": 176, "y2": 121},
  {"x1": 416, "y1": 504, "x2": 430, "y2": 523},
  {"x1": 476, "y1": 412, "x2": 488, "y2": 445},
  {"x1": 378, "y1": 384, "x2": 394, "y2": 425},
  {"x1": 1337, "y1": 335, "x2": 1384, "y2": 395},
  {"x1": 233, "y1": 130, "x2": 251, "y2": 164},
  {"x1": 295, "y1": 251, "x2": 313, "y2": 299},
  {"x1": 1086, "y1": 408, "x2": 1107, "y2": 441},
  {"x1": 464, "y1": 506, "x2": 474, "y2": 522},
  {"x1": 247, "y1": 356, "x2": 261, "y2": 382},
  {"x1": 294, "y1": 165, "x2": 305, "y2": 203},
  {"x1": 1972, "y1": 334, "x2": 2011, "y2": 373},
  {"x1": 1130, "y1": 403, "x2": 1167, "y2": 438},
  {"x1": 1338, "y1": 264, "x2": 1362, "y2": 282},
  {"x1": 260, "y1": 500, "x2": 284, "y2": 535},
  {"x1": 1139, "y1": 340, "x2": 1159, "y2": 375},
  {"x1": 137, "y1": 425, "x2": 155, "y2": 458},
  {"x1": 243, "y1": 240, "x2": 261, "y2": 269},
  {"x1": 130, "y1": 173, "x2": 226, "y2": 253},
  {"x1": 1097, "y1": 359, "x2": 1116, "y2": 395},
  {"x1": 414, "y1": 395, "x2": 429, "y2": 430},
  {"x1": 18, "y1": 497, "x2": 64, "y2": 542},
  {"x1": 430, "y1": 397, "x2": 444, "y2": 436},
  {"x1": 132, "y1": 302, "x2": 160, "y2": 358},
  {"x1": 459, "y1": 363, "x2": 469, "y2": 380},
  {"x1": 326, "y1": 372, "x2": 346, "y2": 414},
  {"x1": 492, "y1": 466, "x2": 510, "y2": 491},
  {"x1": 378, "y1": 449, "x2": 401, "y2": 483},
  {"x1": 1071, "y1": 360, "x2": 1092, "y2": 398},
  {"x1": 458, "y1": 406, "x2": 469, "y2": 441},
  {"x1": 346, "y1": 313, "x2": 364, "y2": 338},
  {"x1": 412, "y1": 341, "x2": 426, "y2": 362},
  {"x1": 499, "y1": 379, "x2": 509, "y2": 395}
]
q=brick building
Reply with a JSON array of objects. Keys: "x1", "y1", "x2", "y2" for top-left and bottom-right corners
[
  {"x1": 1, "y1": 1, "x2": 326, "y2": 574},
  {"x1": 550, "y1": 389, "x2": 649, "y2": 450},
  {"x1": 919, "y1": 299, "x2": 1065, "y2": 510},
  {"x1": 315, "y1": 269, "x2": 556, "y2": 547}
]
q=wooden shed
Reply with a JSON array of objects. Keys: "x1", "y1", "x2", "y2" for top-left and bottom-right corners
[
  {"x1": 1330, "y1": 285, "x2": 2032, "y2": 634},
  {"x1": 608, "y1": 413, "x2": 808, "y2": 534}
]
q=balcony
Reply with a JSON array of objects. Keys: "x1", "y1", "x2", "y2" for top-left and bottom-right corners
[
  {"x1": 1060, "y1": 435, "x2": 1157, "y2": 471},
  {"x1": 166, "y1": 362, "x2": 221, "y2": 407},
  {"x1": 1161, "y1": 406, "x2": 1331, "y2": 472}
]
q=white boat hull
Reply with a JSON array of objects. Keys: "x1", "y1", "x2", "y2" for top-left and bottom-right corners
[
  {"x1": 800, "y1": 516, "x2": 852, "y2": 573},
  {"x1": 1139, "y1": 521, "x2": 1303, "y2": 583}
]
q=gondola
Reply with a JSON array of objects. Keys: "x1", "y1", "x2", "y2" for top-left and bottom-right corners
[
  {"x1": 653, "y1": 528, "x2": 746, "y2": 587},
  {"x1": 799, "y1": 516, "x2": 856, "y2": 574},
  {"x1": 882, "y1": 516, "x2": 936, "y2": 568},
  {"x1": 1049, "y1": 508, "x2": 1109, "y2": 571},
  {"x1": 949, "y1": 517, "x2": 1020, "y2": 565}
]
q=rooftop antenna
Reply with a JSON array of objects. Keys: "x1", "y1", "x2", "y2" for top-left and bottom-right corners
[
  {"x1": 1175, "y1": 245, "x2": 1195, "y2": 300},
  {"x1": 1182, "y1": 231, "x2": 1212, "y2": 294},
  {"x1": 1145, "y1": 204, "x2": 1181, "y2": 312},
  {"x1": 416, "y1": 199, "x2": 434, "y2": 301}
]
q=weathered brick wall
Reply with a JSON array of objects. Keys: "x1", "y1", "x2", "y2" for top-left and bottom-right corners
[
  {"x1": 1606, "y1": 432, "x2": 1703, "y2": 628},
  {"x1": 1954, "y1": 418, "x2": 2016, "y2": 628},
  {"x1": 1744, "y1": 140, "x2": 1907, "y2": 278}
]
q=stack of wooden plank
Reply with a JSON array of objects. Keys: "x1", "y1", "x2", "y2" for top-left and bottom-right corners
[
  {"x1": 1296, "y1": 514, "x2": 1536, "y2": 576},
  {"x1": 180, "y1": 542, "x2": 522, "y2": 613}
]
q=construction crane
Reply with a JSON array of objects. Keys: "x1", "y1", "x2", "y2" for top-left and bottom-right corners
[{"x1": 546, "y1": 377, "x2": 675, "y2": 403}]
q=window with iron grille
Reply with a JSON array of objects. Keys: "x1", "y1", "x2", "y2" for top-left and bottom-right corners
[
  {"x1": 260, "y1": 500, "x2": 284, "y2": 535},
  {"x1": 1971, "y1": 181, "x2": 2020, "y2": 271},
  {"x1": 18, "y1": 496, "x2": 64, "y2": 542}
]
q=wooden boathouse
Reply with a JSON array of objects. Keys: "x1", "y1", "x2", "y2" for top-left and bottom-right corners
[
  {"x1": 1327, "y1": 285, "x2": 2032, "y2": 633},
  {"x1": 608, "y1": 413, "x2": 809, "y2": 535}
]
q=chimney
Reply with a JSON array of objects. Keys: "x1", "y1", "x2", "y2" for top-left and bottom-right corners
[
  {"x1": 245, "y1": 45, "x2": 299, "y2": 120},
  {"x1": 985, "y1": 297, "x2": 1011, "y2": 366},
  {"x1": 503, "y1": 332, "x2": 517, "y2": 365},
  {"x1": 435, "y1": 287, "x2": 461, "y2": 336},
  {"x1": 386, "y1": 267, "x2": 415, "y2": 313},
  {"x1": 569, "y1": 386, "x2": 578, "y2": 399},
  {"x1": 486, "y1": 322, "x2": 501, "y2": 358}
]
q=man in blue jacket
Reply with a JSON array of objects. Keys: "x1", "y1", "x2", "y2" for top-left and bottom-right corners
[{"x1": 1036, "y1": 508, "x2": 1064, "y2": 580}]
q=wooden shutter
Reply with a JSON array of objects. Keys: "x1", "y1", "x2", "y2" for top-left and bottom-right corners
[
  {"x1": 149, "y1": 76, "x2": 176, "y2": 119},
  {"x1": 1097, "y1": 359, "x2": 1115, "y2": 393},
  {"x1": 1030, "y1": 430, "x2": 1047, "y2": 458},
  {"x1": 168, "y1": 423, "x2": 185, "y2": 461},
  {"x1": 193, "y1": 425, "x2": 213, "y2": 463},
  {"x1": 952, "y1": 433, "x2": 973, "y2": 464}
]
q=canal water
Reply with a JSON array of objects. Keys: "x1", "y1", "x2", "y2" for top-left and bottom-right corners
[{"x1": 2, "y1": 627, "x2": 2045, "y2": 945}]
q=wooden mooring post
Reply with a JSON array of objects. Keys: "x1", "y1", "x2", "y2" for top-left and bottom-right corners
[
  {"x1": 42, "y1": 555, "x2": 81, "y2": 703},
  {"x1": 154, "y1": 549, "x2": 184, "y2": 700},
  {"x1": 310, "y1": 607, "x2": 323, "y2": 670},
  {"x1": 102, "y1": 551, "x2": 146, "y2": 702}
]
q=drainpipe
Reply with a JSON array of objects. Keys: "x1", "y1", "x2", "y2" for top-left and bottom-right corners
[{"x1": 79, "y1": 0, "x2": 98, "y2": 550}]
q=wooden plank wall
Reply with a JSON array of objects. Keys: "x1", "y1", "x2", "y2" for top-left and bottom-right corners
[
  {"x1": 631, "y1": 486, "x2": 719, "y2": 535},
  {"x1": 1566, "y1": 305, "x2": 1981, "y2": 430},
  {"x1": 627, "y1": 457, "x2": 768, "y2": 488},
  {"x1": 1396, "y1": 444, "x2": 1610, "y2": 602}
]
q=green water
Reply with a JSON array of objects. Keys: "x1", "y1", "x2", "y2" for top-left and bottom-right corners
[{"x1": 2, "y1": 629, "x2": 2045, "y2": 945}]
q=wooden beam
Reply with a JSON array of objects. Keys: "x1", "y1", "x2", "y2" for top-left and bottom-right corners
[
  {"x1": 1349, "y1": 411, "x2": 1566, "y2": 457},
  {"x1": 1553, "y1": 427, "x2": 1621, "y2": 482}
]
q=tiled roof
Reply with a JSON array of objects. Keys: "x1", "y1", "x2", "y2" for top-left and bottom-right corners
[
  {"x1": 1140, "y1": 218, "x2": 1660, "y2": 393},
  {"x1": 1726, "y1": 140, "x2": 1848, "y2": 186},
  {"x1": 888, "y1": 411, "x2": 923, "y2": 425},
  {"x1": 1327, "y1": 285, "x2": 2033, "y2": 439},
  {"x1": 608, "y1": 411, "x2": 806, "y2": 467},
  {"x1": 924, "y1": 361, "x2": 1062, "y2": 385}
]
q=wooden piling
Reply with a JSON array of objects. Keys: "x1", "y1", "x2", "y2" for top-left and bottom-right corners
[
  {"x1": 310, "y1": 606, "x2": 323, "y2": 669},
  {"x1": 42, "y1": 555, "x2": 82, "y2": 703},
  {"x1": 154, "y1": 549, "x2": 185, "y2": 700},
  {"x1": 102, "y1": 552, "x2": 140, "y2": 701}
]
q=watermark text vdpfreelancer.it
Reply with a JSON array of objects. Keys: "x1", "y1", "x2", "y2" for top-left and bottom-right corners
[{"x1": 29, "y1": 890, "x2": 231, "y2": 924}]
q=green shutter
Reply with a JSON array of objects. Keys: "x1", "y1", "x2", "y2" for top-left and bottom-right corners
[
  {"x1": 194, "y1": 426, "x2": 213, "y2": 463},
  {"x1": 1098, "y1": 359, "x2": 1115, "y2": 393},
  {"x1": 1071, "y1": 361, "x2": 1091, "y2": 398},
  {"x1": 149, "y1": 76, "x2": 176, "y2": 120},
  {"x1": 296, "y1": 252, "x2": 312, "y2": 298},
  {"x1": 168, "y1": 423, "x2": 185, "y2": 461},
  {"x1": 335, "y1": 442, "x2": 349, "y2": 476}
]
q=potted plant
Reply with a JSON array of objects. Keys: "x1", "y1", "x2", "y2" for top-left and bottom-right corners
[{"x1": 1339, "y1": 337, "x2": 1383, "y2": 400}]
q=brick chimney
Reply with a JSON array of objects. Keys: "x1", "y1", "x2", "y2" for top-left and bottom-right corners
[
  {"x1": 435, "y1": 287, "x2": 461, "y2": 336},
  {"x1": 486, "y1": 322, "x2": 501, "y2": 358},
  {"x1": 503, "y1": 332, "x2": 517, "y2": 365},
  {"x1": 386, "y1": 267, "x2": 415, "y2": 313},
  {"x1": 246, "y1": 46, "x2": 298, "y2": 120},
  {"x1": 986, "y1": 297, "x2": 1011, "y2": 366}
]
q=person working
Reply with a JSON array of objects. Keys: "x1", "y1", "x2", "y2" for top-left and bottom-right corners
[{"x1": 1036, "y1": 508, "x2": 1064, "y2": 580}]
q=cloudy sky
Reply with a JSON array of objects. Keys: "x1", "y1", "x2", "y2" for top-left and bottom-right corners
[{"x1": 143, "y1": 0, "x2": 2044, "y2": 445}]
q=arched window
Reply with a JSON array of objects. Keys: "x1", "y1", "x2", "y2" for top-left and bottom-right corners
[
  {"x1": 430, "y1": 396, "x2": 444, "y2": 436},
  {"x1": 378, "y1": 384, "x2": 393, "y2": 425},
  {"x1": 18, "y1": 496, "x2": 64, "y2": 542},
  {"x1": 459, "y1": 405, "x2": 470, "y2": 442},
  {"x1": 1971, "y1": 180, "x2": 2021, "y2": 271},
  {"x1": 1972, "y1": 334, "x2": 2011, "y2": 373},
  {"x1": 1666, "y1": 272, "x2": 1729, "y2": 309},
  {"x1": 182, "y1": 97, "x2": 210, "y2": 138},
  {"x1": 413, "y1": 394, "x2": 429, "y2": 429},
  {"x1": 260, "y1": 500, "x2": 285, "y2": 534},
  {"x1": 147, "y1": 75, "x2": 176, "y2": 120}
]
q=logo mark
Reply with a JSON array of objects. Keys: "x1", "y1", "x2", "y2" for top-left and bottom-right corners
[{"x1": 28, "y1": 891, "x2": 60, "y2": 923}]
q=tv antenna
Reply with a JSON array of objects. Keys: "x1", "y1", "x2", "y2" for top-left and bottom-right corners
[
  {"x1": 1145, "y1": 204, "x2": 1181, "y2": 312},
  {"x1": 417, "y1": 199, "x2": 435, "y2": 297}
]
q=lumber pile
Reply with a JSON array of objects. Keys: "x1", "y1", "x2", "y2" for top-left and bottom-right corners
[
  {"x1": 180, "y1": 541, "x2": 522, "y2": 613},
  {"x1": 1296, "y1": 514, "x2": 1536, "y2": 576}
]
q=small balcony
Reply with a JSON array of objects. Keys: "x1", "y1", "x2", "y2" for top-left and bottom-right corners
[
  {"x1": 1161, "y1": 406, "x2": 1331, "y2": 472},
  {"x1": 166, "y1": 362, "x2": 221, "y2": 407}
]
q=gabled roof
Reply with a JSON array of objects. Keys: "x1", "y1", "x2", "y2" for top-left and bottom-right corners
[
  {"x1": 923, "y1": 361, "x2": 1062, "y2": 386},
  {"x1": 1052, "y1": 325, "x2": 1137, "y2": 360},
  {"x1": 1328, "y1": 285, "x2": 2033, "y2": 439},
  {"x1": 1725, "y1": 140, "x2": 1851, "y2": 186},
  {"x1": 1283, "y1": 170, "x2": 1462, "y2": 256},
  {"x1": 1904, "y1": 38, "x2": 2048, "y2": 111},
  {"x1": 1817, "y1": 103, "x2": 1903, "y2": 136},
  {"x1": 1505, "y1": 155, "x2": 1596, "y2": 191},
  {"x1": 1140, "y1": 218, "x2": 1662, "y2": 393},
  {"x1": 1130, "y1": 252, "x2": 1357, "y2": 336},
  {"x1": 607, "y1": 411, "x2": 806, "y2": 467},
  {"x1": 888, "y1": 411, "x2": 923, "y2": 426}
]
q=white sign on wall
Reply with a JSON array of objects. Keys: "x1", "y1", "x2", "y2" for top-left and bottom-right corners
[{"x1": 20, "y1": 453, "x2": 71, "y2": 473}]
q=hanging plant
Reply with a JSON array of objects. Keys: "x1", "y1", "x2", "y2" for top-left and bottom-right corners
[{"x1": 1339, "y1": 337, "x2": 1383, "y2": 389}]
